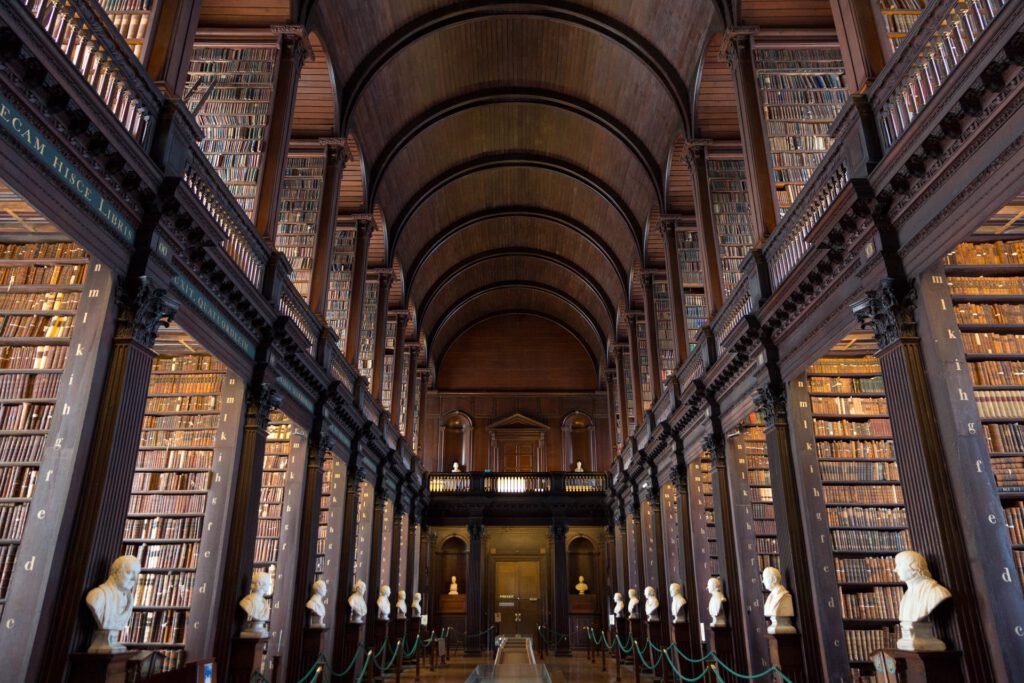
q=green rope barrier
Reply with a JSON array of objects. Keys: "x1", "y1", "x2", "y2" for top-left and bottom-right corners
[
  {"x1": 614, "y1": 634, "x2": 634, "y2": 653},
  {"x1": 710, "y1": 653, "x2": 794, "y2": 683},
  {"x1": 404, "y1": 634, "x2": 421, "y2": 658},
  {"x1": 296, "y1": 654, "x2": 326, "y2": 683},
  {"x1": 327, "y1": 644, "x2": 365, "y2": 678},
  {"x1": 380, "y1": 638, "x2": 403, "y2": 671},
  {"x1": 354, "y1": 649, "x2": 374, "y2": 683},
  {"x1": 633, "y1": 641, "x2": 662, "y2": 672},
  {"x1": 669, "y1": 643, "x2": 715, "y2": 665},
  {"x1": 662, "y1": 651, "x2": 712, "y2": 683},
  {"x1": 249, "y1": 673, "x2": 272, "y2": 683}
]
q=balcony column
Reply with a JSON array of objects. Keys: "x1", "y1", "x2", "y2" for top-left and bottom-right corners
[
  {"x1": 686, "y1": 145, "x2": 725, "y2": 313},
  {"x1": 659, "y1": 219, "x2": 690, "y2": 363},
  {"x1": 345, "y1": 219, "x2": 374, "y2": 363},
  {"x1": 624, "y1": 490, "x2": 643, "y2": 591},
  {"x1": 666, "y1": 461, "x2": 702, "y2": 668},
  {"x1": 605, "y1": 370, "x2": 619, "y2": 457},
  {"x1": 145, "y1": 0, "x2": 202, "y2": 95},
  {"x1": 626, "y1": 313, "x2": 645, "y2": 417},
  {"x1": 404, "y1": 346, "x2": 420, "y2": 437},
  {"x1": 370, "y1": 277, "x2": 394, "y2": 397},
  {"x1": 416, "y1": 369, "x2": 430, "y2": 451},
  {"x1": 639, "y1": 484, "x2": 669, "y2": 646},
  {"x1": 465, "y1": 521, "x2": 485, "y2": 656},
  {"x1": 552, "y1": 521, "x2": 572, "y2": 656},
  {"x1": 640, "y1": 273, "x2": 663, "y2": 400},
  {"x1": 830, "y1": 0, "x2": 887, "y2": 90},
  {"x1": 309, "y1": 140, "x2": 349, "y2": 314},
  {"x1": 390, "y1": 315, "x2": 409, "y2": 425},
  {"x1": 612, "y1": 503, "x2": 629, "y2": 598}
]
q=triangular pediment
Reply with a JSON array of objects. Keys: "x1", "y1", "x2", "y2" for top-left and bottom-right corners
[{"x1": 487, "y1": 413, "x2": 550, "y2": 431}]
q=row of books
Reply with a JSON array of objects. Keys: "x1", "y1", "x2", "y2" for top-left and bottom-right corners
[
  {"x1": 816, "y1": 440, "x2": 895, "y2": 460},
  {"x1": 968, "y1": 359, "x2": 1024, "y2": 386},
  {"x1": 135, "y1": 449, "x2": 213, "y2": 470},
  {"x1": 983, "y1": 422, "x2": 1024, "y2": 453},
  {"x1": 0, "y1": 291, "x2": 80, "y2": 312},
  {"x1": 124, "y1": 516, "x2": 203, "y2": 540},
  {"x1": 840, "y1": 585, "x2": 902, "y2": 620},
  {"x1": 128, "y1": 493, "x2": 206, "y2": 515},
  {"x1": 963, "y1": 333, "x2": 1024, "y2": 355},
  {"x1": 0, "y1": 404, "x2": 53, "y2": 431},
  {"x1": 808, "y1": 358, "x2": 881, "y2": 374},
  {"x1": 133, "y1": 572, "x2": 195, "y2": 608},
  {"x1": 0, "y1": 434, "x2": 45, "y2": 463},
  {"x1": 0, "y1": 264, "x2": 86, "y2": 286},
  {"x1": 145, "y1": 373, "x2": 224, "y2": 395},
  {"x1": 0, "y1": 242, "x2": 86, "y2": 260},
  {"x1": 757, "y1": 537, "x2": 778, "y2": 554},
  {"x1": 835, "y1": 556, "x2": 897, "y2": 584},
  {"x1": 821, "y1": 461, "x2": 901, "y2": 481},
  {"x1": 254, "y1": 538, "x2": 280, "y2": 564},
  {"x1": 132, "y1": 471, "x2": 211, "y2": 493},
  {"x1": 808, "y1": 373, "x2": 881, "y2": 394},
  {"x1": 846, "y1": 628, "x2": 891, "y2": 662},
  {"x1": 831, "y1": 529, "x2": 910, "y2": 552},
  {"x1": 828, "y1": 506, "x2": 908, "y2": 529},
  {"x1": 0, "y1": 372, "x2": 60, "y2": 400},
  {"x1": 0, "y1": 466, "x2": 36, "y2": 499},
  {"x1": 0, "y1": 503, "x2": 27, "y2": 538},
  {"x1": 124, "y1": 541, "x2": 198, "y2": 570},
  {"x1": 764, "y1": 120, "x2": 833, "y2": 137},
  {"x1": 153, "y1": 355, "x2": 223, "y2": 373},
  {"x1": 144, "y1": 395, "x2": 218, "y2": 413},
  {"x1": 813, "y1": 418, "x2": 892, "y2": 437},
  {"x1": 0, "y1": 345, "x2": 67, "y2": 370},
  {"x1": 811, "y1": 396, "x2": 888, "y2": 416},
  {"x1": 141, "y1": 414, "x2": 219, "y2": 431},
  {"x1": 139, "y1": 430, "x2": 216, "y2": 449},
  {"x1": 993, "y1": 457, "x2": 1024, "y2": 489},
  {"x1": 824, "y1": 485, "x2": 904, "y2": 505},
  {"x1": 944, "y1": 240, "x2": 1024, "y2": 266},
  {"x1": 948, "y1": 276, "x2": 1024, "y2": 296},
  {"x1": 975, "y1": 391, "x2": 1024, "y2": 418},
  {"x1": 124, "y1": 610, "x2": 187, "y2": 648},
  {"x1": 1005, "y1": 502, "x2": 1024, "y2": 544},
  {"x1": 0, "y1": 314, "x2": 74, "y2": 339},
  {"x1": 954, "y1": 302, "x2": 1024, "y2": 326}
]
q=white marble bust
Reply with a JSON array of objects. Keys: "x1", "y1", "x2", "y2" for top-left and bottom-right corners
[
  {"x1": 669, "y1": 582, "x2": 686, "y2": 623},
  {"x1": 411, "y1": 592, "x2": 422, "y2": 617},
  {"x1": 575, "y1": 576, "x2": 588, "y2": 594},
  {"x1": 85, "y1": 554, "x2": 141, "y2": 653},
  {"x1": 240, "y1": 572, "x2": 273, "y2": 639},
  {"x1": 627, "y1": 588, "x2": 641, "y2": 619},
  {"x1": 348, "y1": 579, "x2": 368, "y2": 623},
  {"x1": 378, "y1": 584, "x2": 392, "y2": 621},
  {"x1": 707, "y1": 577, "x2": 726, "y2": 628},
  {"x1": 644, "y1": 586, "x2": 659, "y2": 622},
  {"x1": 451, "y1": 461, "x2": 461, "y2": 473},
  {"x1": 574, "y1": 460, "x2": 584, "y2": 472},
  {"x1": 306, "y1": 579, "x2": 328, "y2": 629},
  {"x1": 396, "y1": 589, "x2": 407, "y2": 618},
  {"x1": 613, "y1": 592, "x2": 626, "y2": 619},
  {"x1": 761, "y1": 567, "x2": 796, "y2": 634},
  {"x1": 449, "y1": 575, "x2": 459, "y2": 595},
  {"x1": 895, "y1": 551, "x2": 952, "y2": 651}
]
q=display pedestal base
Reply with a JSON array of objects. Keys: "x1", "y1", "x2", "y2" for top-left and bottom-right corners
[
  {"x1": 299, "y1": 627, "x2": 326, "y2": 680},
  {"x1": 371, "y1": 620, "x2": 390, "y2": 682},
  {"x1": 646, "y1": 620, "x2": 667, "y2": 682},
  {"x1": 768, "y1": 633, "x2": 803, "y2": 683},
  {"x1": 871, "y1": 649, "x2": 964, "y2": 683},
  {"x1": 68, "y1": 651, "x2": 140, "y2": 683},
  {"x1": 341, "y1": 623, "x2": 366, "y2": 683},
  {"x1": 227, "y1": 636, "x2": 266, "y2": 683},
  {"x1": 709, "y1": 626, "x2": 735, "y2": 677},
  {"x1": 671, "y1": 622, "x2": 698, "y2": 679}
]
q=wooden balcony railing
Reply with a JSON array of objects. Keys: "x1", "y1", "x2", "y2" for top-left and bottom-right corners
[
  {"x1": 19, "y1": 0, "x2": 159, "y2": 145},
  {"x1": 428, "y1": 472, "x2": 607, "y2": 494},
  {"x1": 279, "y1": 280, "x2": 319, "y2": 355}
]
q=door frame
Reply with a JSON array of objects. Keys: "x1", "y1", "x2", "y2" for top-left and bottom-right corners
[{"x1": 486, "y1": 552, "x2": 549, "y2": 640}]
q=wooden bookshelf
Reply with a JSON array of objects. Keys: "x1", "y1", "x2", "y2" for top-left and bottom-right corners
[
  {"x1": 274, "y1": 152, "x2": 326, "y2": 301},
  {"x1": 315, "y1": 452, "x2": 347, "y2": 621},
  {"x1": 752, "y1": 46, "x2": 848, "y2": 218},
  {"x1": 875, "y1": 0, "x2": 928, "y2": 52},
  {"x1": 185, "y1": 46, "x2": 276, "y2": 221},
  {"x1": 0, "y1": 242, "x2": 88, "y2": 610},
  {"x1": 706, "y1": 158, "x2": 755, "y2": 297},
  {"x1": 653, "y1": 278, "x2": 676, "y2": 382},
  {"x1": 380, "y1": 319, "x2": 397, "y2": 413},
  {"x1": 357, "y1": 280, "x2": 379, "y2": 383},
  {"x1": 622, "y1": 351, "x2": 636, "y2": 433},
  {"x1": 397, "y1": 348, "x2": 411, "y2": 429},
  {"x1": 700, "y1": 452, "x2": 719, "y2": 578},
  {"x1": 671, "y1": 228, "x2": 707, "y2": 352},
  {"x1": 97, "y1": 0, "x2": 154, "y2": 61},
  {"x1": 325, "y1": 228, "x2": 355, "y2": 352},
  {"x1": 636, "y1": 320, "x2": 653, "y2": 408}
]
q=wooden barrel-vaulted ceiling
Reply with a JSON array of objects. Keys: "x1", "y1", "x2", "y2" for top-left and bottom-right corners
[{"x1": 306, "y1": 0, "x2": 726, "y2": 379}]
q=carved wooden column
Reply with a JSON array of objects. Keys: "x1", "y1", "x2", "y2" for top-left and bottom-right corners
[
  {"x1": 686, "y1": 145, "x2": 725, "y2": 313},
  {"x1": 552, "y1": 521, "x2": 572, "y2": 656},
  {"x1": 624, "y1": 491, "x2": 643, "y2": 592},
  {"x1": 390, "y1": 315, "x2": 409, "y2": 426},
  {"x1": 416, "y1": 369, "x2": 429, "y2": 452},
  {"x1": 345, "y1": 219, "x2": 374, "y2": 363},
  {"x1": 605, "y1": 370, "x2": 619, "y2": 457},
  {"x1": 145, "y1": 0, "x2": 202, "y2": 94},
  {"x1": 407, "y1": 507, "x2": 423, "y2": 599},
  {"x1": 626, "y1": 313, "x2": 645, "y2": 418},
  {"x1": 830, "y1": 0, "x2": 886, "y2": 91},
  {"x1": 614, "y1": 346, "x2": 630, "y2": 445},
  {"x1": 753, "y1": 386, "x2": 826, "y2": 683},
  {"x1": 640, "y1": 273, "x2": 662, "y2": 400},
  {"x1": 404, "y1": 346, "x2": 419, "y2": 437},
  {"x1": 41, "y1": 279, "x2": 177, "y2": 682},
  {"x1": 309, "y1": 140, "x2": 349, "y2": 314},
  {"x1": 255, "y1": 26, "x2": 308, "y2": 241},
  {"x1": 855, "y1": 279, "x2": 997, "y2": 682},
  {"x1": 723, "y1": 31, "x2": 777, "y2": 238},
  {"x1": 465, "y1": 521, "x2": 485, "y2": 656},
  {"x1": 211, "y1": 379, "x2": 282, "y2": 671},
  {"x1": 659, "y1": 219, "x2": 689, "y2": 363},
  {"x1": 332, "y1": 457, "x2": 371, "y2": 675},
  {"x1": 612, "y1": 501, "x2": 628, "y2": 597},
  {"x1": 665, "y1": 460, "x2": 702, "y2": 669},
  {"x1": 370, "y1": 281, "x2": 394, "y2": 398},
  {"x1": 639, "y1": 484, "x2": 669, "y2": 648}
]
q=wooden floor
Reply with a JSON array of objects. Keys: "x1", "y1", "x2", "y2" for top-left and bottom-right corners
[{"x1": 410, "y1": 650, "x2": 623, "y2": 682}]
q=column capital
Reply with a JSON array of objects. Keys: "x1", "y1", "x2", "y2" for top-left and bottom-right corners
[
  {"x1": 625, "y1": 310, "x2": 643, "y2": 323},
  {"x1": 702, "y1": 433, "x2": 724, "y2": 464},
  {"x1": 753, "y1": 384, "x2": 787, "y2": 426},
  {"x1": 272, "y1": 25, "x2": 310, "y2": 68},
  {"x1": 115, "y1": 275, "x2": 179, "y2": 346},
  {"x1": 468, "y1": 522, "x2": 485, "y2": 541},
  {"x1": 319, "y1": 137, "x2": 352, "y2": 161},
  {"x1": 720, "y1": 27, "x2": 758, "y2": 67},
  {"x1": 310, "y1": 431, "x2": 333, "y2": 466},
  {"x1": 853, "y1": 278, "x2": 918, "y2": 349},
  {"x1": 354, "y1": 216, "x2": 375, "y2": 237},
  {"x1": 248, "y1": 382, "x2": 282, "y2": 431},
  {"x1": 551, "y1": 522, "x2": 569, "y2": 540},
  {"x1": 377, "y1": 270, "x2": 394, "y2": 289}
]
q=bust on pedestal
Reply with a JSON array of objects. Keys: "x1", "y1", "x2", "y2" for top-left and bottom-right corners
[
  {"x1": 707, "y1": 577, "x2": 726, "y2": 628},
  {"x1": 574, "y1": 461, "x2": 584, "y2": 472},
  {"x1": 449, "y1": 576, "x2": 459, "y2": 595},
  {"x1": 306, "y1": 579, "x2": 327, "y2": 629},
  {"x1": 895, "y1": 551, "x2": 952, "y2": 652},
  {"x1": 377, "y1": 584, "x2": 392, "y2": 621},
  {"x1": 626, "y1": 588, "x2": 640, "y2": 619},
  {"x1": 348, "y1": 579, "x2": 368, "y2": 623},
  {"x1": 575, "y1": 576, "x2": 588, "y2": 594},
  {"x1": 644, "y1": 586, "x2": 659, "y2": 622},
  {"x1": 451, "y1": 461, "x2": 461, "y2": 473},
  {"x1": 240, "y1": 572, "x2": 273, "y2": 639},
  {"x1": 762, "y1": 567, "x2": 796, "y2": 635},
  {"x1": 612, "y1": 592, "x2": 626, "y2": 619},
  {"x1": 396, "y1": 589, "x2": 408, "y2": 618},
  {"x1": 411, "y1": 592, "x2": 422, "y2": 618},
  {"x1": 85, "y1": 555, "x2": 141, "y2": 653},
  {"x1": 669, "y1": 583, "x2": 686, "y2": 623}
]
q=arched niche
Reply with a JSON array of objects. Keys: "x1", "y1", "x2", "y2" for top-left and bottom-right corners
[
  {"x1": 562, "y1": 411, "x2": 596, "y2": 471},
  {"x1": 439, "y1": 411, "x2": 473, "y2": 471},
  {"x1": 567, "y1": 536, "x2": 599, "y2": 591}
]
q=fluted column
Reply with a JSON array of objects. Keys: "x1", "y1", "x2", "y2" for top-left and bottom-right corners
[
  {"x1": 389, "y1": 314, "x2": 409, "y2": 426},
  {"x1": 370, "y1": 276, "x2": 394, "y2": 398},
  {"x1": 309, "y1": 140, "x2": 349, "y2": 313},
  {"x1": 625, "y1": 313, "x2": 645, "y2": 418},
  {"x1": 552, "y1": 521, "x2": 571, "y2": 656},
  {"x1": 345, "y1": 219, "x2": 374, "y2": 362},
  {"x1": 686, "y1": 145, "x2": 725, "y2": 313},
  {"x1": 255, "y1": 27, "x2": 308, "y2": 240},
  {"x1": 659, "y1": 219, "x2": 689, "y2": 363},
  {"x1": 640, "y1": 273, "x2": 662, "y2": 400},
  {"x1": 465, "y1": 521, "x2": 485, "y2": 655}
]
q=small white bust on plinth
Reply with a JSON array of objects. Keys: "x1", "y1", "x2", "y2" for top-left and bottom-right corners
[
  {"x1": 240, "y1": 572, "x2": 273, "y2": 639},
  {"x1": 85, "y1": 554, "x2": 141, "y2": 653},
  {"x1": 449, "y1": 575, "x2": 459, "y2": 595},
  {"x1": 411, "y1": 592, "x2": 422, "y2": 617},
  {"x1": 895, "y1": 550, "x2": 952, "y2": 652},
  {"x1": 378, "y1": 584, "x2": 391, "y2": 621},
  {"x1": 348, "y1": 579, "x2": 368, "y2": 624},
  {"x1": 575, "y1": 575, "x2": 588, "y2": 594},
  {"x1": 306, "y1": 579, "x2": 328, "y2": 629},
  {"x1": 644, "y1": 586, "x2": 659, "y2": 622},
  {"x1": 762, "y1": 567, "x2": 796, "y2": 635},
  {"x1": 669, "y1": 583, "x2": 686, "y2": 623},
  {"x1": 396, "y1": 589, "x2": 407, "y2": 618},
  {"x1": 707, "y1": 577, "x2": 726, "y2": 628},
  {"x1": 613, "y1": 592, "x2": 626, "y2": 619},
  {"x1": 451, "y1": 461, "x2": 461, "y2": 473},
  {"x1": 627, "y1": 588, "x2": 640, "y2": 619},
  {"x1": 574, "y1": 461, "x2": 584, "y2": 472}
]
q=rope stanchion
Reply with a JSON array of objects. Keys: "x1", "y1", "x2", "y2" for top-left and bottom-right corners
[
  {"x1": 710, "y1": 653, "x2": 795, "y2": 683},
  {"x1": 354, "y1": 649, "x2": 375, "y2": 683},
  {"x1": 669, "y1": 643, "x2": 715, "y2": 665},
  {"x1": 662, "y1": 651, "x2": 713, "y2": 683}
]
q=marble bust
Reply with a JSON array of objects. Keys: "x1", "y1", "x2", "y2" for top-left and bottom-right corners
[
  {"x1": 411, "y1": 592, "x2": 422, "y2": 617},
  {"x1": 644, "y1": 586, "x2": 659, "y2": 622},
  {"x1": 449, "y1": 575, "x2": 459, "y2": 595},
  {"x1": 707, "y1": 577, "x2": 726, "y2": 628},
  {"x1": 396, "y1": 589, "x2": 407, "y2": 618},
  {"x1": 627, "y1": 588, "x2": 640, "y2": 619},
  {"x1": 574, "y1": 460, "x2": 584, "y2": 472},
  {"x1": 895, "y1": 550, "x2": 952, "y2": 651},
  {"x1": 669, "y1": 582, "x2": 686, "y2": 623},
  {"x1": 348, "y1": 579, "x2": 368, "y2": 623},
  {"x1": 762, "y1": 567, "x2": 796, "y2": 634},
  {"x1": 575, "y1": 576, "x2": 588, "y2": 594},
  {"x1": 377, "y1": 584, "x2": 391, "y2": 621},
  {"x1": 85, "y1": 554, "x2": 141, "y2": 652},
  {"x1": 613, "y1": 592, "x2": 626, "y2": 619},
  {"x1": 306, "y1": 579, "x2": 328, "y2": 629},
  {"x1": 451, "y1": 462, "x2": 461, "y2": 473},
  {"x1": 240, "y1": 572, "x2": 273, "y2": 639}
]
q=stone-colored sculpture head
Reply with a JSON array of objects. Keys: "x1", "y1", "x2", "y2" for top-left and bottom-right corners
[
  {"x1": 669, "y1": 583, "x2": 686, "y2": 623},
  {"x1": 348, "y1": 579, "x2": 368, "y2": 623},
  {"x1": 253, "y1": 572, "x2": 273, "y2": 596},
  {"x1": 307, "y1": 579, "x2": 328, "y2": 627},
  {"x1": 85, "y1": 554, "x2": 142, "y2": 653},
  {"x1": 239, "y1": 571, "x2": 274, "y2": 639},
  {"x1": 626, "y1": 588, "x2": 641, "y2": 618},
  {"x1": 707, "y1": 577, "x2": 726, "y2": 628},
  {"x1": 894, "y1": 550, "x2": 952, "y2": 652},
  {"x1": 762, "y1": 566, "x2": 782, "y2": 591},
  {"x1": 644, "y1": 586, "x2": 659, "y2": 621},
  {"x1": 761, "y1": 567, "x2": 795, "y2": 634}
]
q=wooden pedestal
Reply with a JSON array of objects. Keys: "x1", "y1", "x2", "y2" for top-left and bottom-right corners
[
  {"x1": 871, "y1": 649, "x2": 965, "y2": 683},
  {"x1": 709, "y1": 626, "x2": 736, "y2": 677},
  {"x1": 298, "y1": 627, "x2": 326, "y2": 680},
  {"x1": 226, "y1": 637, "x2": 266, "y2": 683},
  {"x1": 646, "y1": 620, "x2": 668, "y2": 682},
  {"x1": 438, "y1": 594, "x2": 466, "y2": 613},
  {"x1": 671, "y1": 621, "x2": 699, "y2": 679},
  {"x1": 340, "y1": 622, "x2": 366, "y2": 683},
  {"x1": 767, "y1": 633, "x2": 804, "y2": 683},
  {"x1": 68, "y1": 651, "x2": 141, "y2": 683}
]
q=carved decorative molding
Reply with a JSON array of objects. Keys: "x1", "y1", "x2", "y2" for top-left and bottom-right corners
[
  {"x1": 116, "y1": 276, "x2": 178, "y2": 347},
  {"x1": 854, "y1": 278, "x2": 917, "y2": 349},
  {"x1": 753, "y1": 385, "x2": 787, "y2": 426},
  {"x1": 249, "y1": 383, "x2": 282, "y2": 431}
]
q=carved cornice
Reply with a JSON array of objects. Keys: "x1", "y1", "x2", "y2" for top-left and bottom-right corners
[
  {"x1": 854, "y1": 278, "x2": 917, "y2": 349},
  {"x1": 249, "y1": 382, "x2": 282, "y2": 431},
  {"x1": 115, "y1": 276, "x2": 178, "y2": 347},
  {"x1": 753, "y1": 384, "x2": 787, "y2": 426}
]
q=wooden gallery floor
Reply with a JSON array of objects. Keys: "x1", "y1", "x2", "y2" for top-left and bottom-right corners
[{"x1": 411, "y1": 651, "x2": 622, "y2": 682}]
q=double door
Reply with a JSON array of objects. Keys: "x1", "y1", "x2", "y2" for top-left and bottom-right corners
[{"x1": 494, "y1": 560, "x2": 541, "y2": 636}]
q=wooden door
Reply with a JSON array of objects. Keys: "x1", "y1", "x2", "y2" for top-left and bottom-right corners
[
  {"x1": 500, "y1": 440, "x2": 536, "y2": 472},
  {"x1": 494, "y1": 560, "x2": 541, "y2": 636}
]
